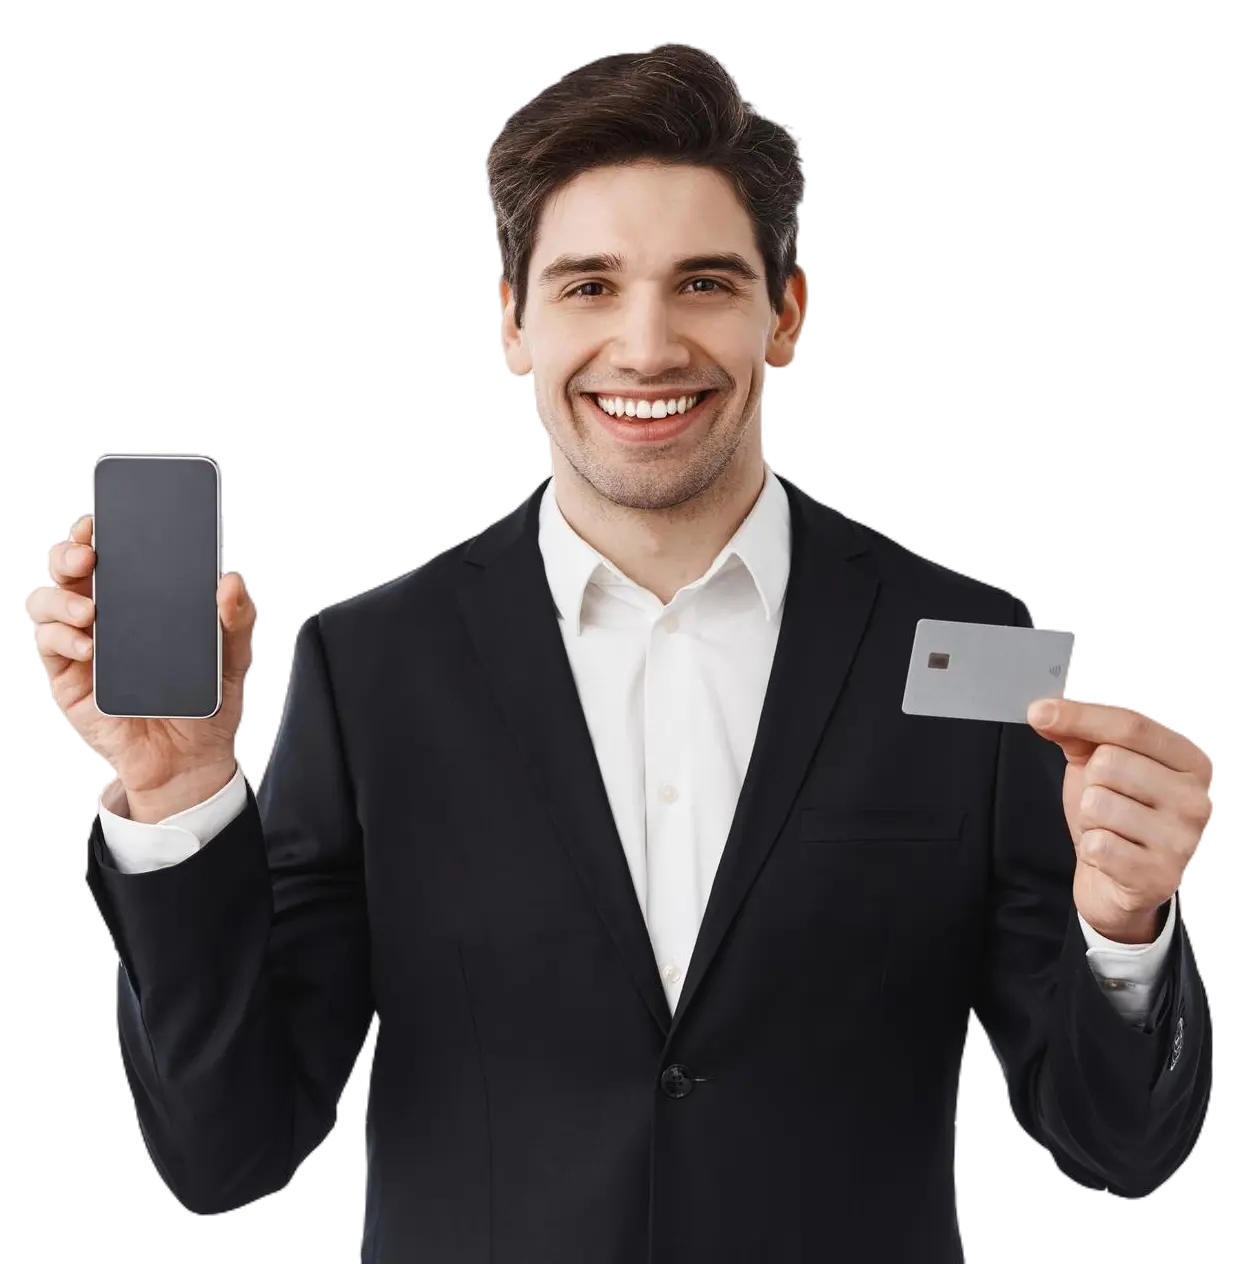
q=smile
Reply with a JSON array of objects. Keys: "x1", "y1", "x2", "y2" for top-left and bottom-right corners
[
  {"x1": 590, "y1": 390, "x2": 713, "y2": 419},
  {"x1": 580, "y1": 390, "x2": 718, "y2": 444}
]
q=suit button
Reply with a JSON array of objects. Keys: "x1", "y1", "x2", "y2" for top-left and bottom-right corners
[{"x1": 660, "y1": 1064, "x2": 694, "y2": 1098}]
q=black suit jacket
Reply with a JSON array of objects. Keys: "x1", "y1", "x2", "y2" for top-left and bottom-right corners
[{"x1": 86, "y1": 472, "x2": 1211, "y2": 1263}]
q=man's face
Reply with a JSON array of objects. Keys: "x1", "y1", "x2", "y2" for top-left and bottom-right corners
[{"x1": 501, "y1": 161, "x2": 805, "y2": 511}]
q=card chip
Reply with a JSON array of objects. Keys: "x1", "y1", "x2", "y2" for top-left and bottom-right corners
[{"x1": 928, "y1": 651, "x2": 950, "y2": 670}]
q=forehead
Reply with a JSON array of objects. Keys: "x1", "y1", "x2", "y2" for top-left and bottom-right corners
[{"x1": 531, "y1": 162, "x2": 758, "y2": 278}]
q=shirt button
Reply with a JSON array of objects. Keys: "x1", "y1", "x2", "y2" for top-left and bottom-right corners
[
  {"x1": 658, "y1": 784, "x2": 679, "y2": 804},
  {"x1": 661, "y1": 612, "x2": 679, "y2": 633},
  {"x1": 662, "y1": 964, "x2": 681, "y2": 983}
]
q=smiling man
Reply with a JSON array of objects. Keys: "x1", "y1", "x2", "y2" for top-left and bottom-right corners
[
  {"x1": 494, "y1": 71, "x2": 804, "y2": 611},
  {"x1": 501, "y1": 158, "x2": 790, "y2": 606},
  {"x1": 76, "y1": 41, "x2": 1212, "y2": 1264}
]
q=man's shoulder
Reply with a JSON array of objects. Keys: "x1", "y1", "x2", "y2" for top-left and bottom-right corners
[
  {"x1": 802, "y1": 485, "x2": 1018, "y2": 619},
  {"x1": 304, "y1": 515, "x2": 495, "y2": 647}
]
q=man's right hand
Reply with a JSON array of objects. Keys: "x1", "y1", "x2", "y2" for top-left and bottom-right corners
[{"x1": 27, "y1": 513, "x2": 255, "y2": 821}]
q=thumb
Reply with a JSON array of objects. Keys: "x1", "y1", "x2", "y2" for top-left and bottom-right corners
[
  {"x1": 218, "y1": 572, "x2": 254, "y2": 678},
  {"x1": 1031, "y1": 726, "x2": 1094, "y2": 763},
  {"x1": 1027, "y1": 701, "x2": 1093, "y2": 762}
]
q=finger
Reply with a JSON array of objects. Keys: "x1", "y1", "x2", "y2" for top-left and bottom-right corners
[
  {"x1": 218, "y1": 572, "x2": 250, "y2": 623},
  {"x1": 1078, "y1": 827, "x2": 1169, "y2": 902},
  {"x1": 1084, "y1": 742, "x2": 1209, "y2": 820},
  {"x1": 34, "y1": 616, "x2": 93, "y2": 667},
  {"x1": 26, "y1": 585, "x2": 94, "y2": 630},
  {"x1": 41, "y1": 637, "x2": 94, "y2": 717},
  {"x1": 219, "y1": 572, "x2": 254, "y2": 680},
  {"x1": 1029, "y1": 699, "x2": 1207, "y2": 778},
  {"x1": 49, "y1": 531, "x2": 95, "y2": 595},
  {"x1": 1079, "y1": 783, "x2": 1166, "y2": 850}
]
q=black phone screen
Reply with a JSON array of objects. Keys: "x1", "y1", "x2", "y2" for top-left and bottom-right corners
[{"x1": 92, "y1": 454, "x2": 222, "y2": 719}]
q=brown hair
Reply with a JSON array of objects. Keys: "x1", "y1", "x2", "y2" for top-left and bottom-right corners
[{"x1": 487, "y1": 43, "x2": 805, "y2": 330}]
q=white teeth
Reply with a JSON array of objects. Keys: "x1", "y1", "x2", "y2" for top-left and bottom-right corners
[{"x1": 593, "y1": 393, "x2": 701, "y2": 418}]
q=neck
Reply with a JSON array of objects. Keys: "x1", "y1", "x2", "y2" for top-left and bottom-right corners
[{"x1": 550, "y1": 447, "x2": 768, "y2": 606}]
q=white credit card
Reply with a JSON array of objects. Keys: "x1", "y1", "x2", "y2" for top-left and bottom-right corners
[{"x1": 901, "y1": 618, "x2": 1075, "y2": 723}]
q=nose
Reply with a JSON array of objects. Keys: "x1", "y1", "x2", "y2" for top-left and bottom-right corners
[{"x1": 607, "y1": 298, "x2": 693, "y2": 379}]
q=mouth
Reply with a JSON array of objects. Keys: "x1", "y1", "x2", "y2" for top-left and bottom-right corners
[{"x1": 579, "y1": 390, "x2": 718, "y2": 444}]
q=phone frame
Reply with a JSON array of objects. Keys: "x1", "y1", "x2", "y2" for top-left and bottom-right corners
[{"x1": 92, "y1": 453, "x2": 223, "y2": 719}]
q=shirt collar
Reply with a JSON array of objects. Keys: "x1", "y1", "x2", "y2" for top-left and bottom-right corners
[{"x1": 538, "y1": 461, "x2": 791, "y2": 635}]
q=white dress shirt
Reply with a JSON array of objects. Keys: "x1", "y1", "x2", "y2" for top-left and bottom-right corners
[{"x1": 98, "y1": 463, "x2": 1177, "y2": 1026}]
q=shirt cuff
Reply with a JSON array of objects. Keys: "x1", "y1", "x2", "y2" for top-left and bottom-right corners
[
  {"x1": 96, "y1": 762, "x2": 248, "y2": 874},
  {"x1": 1078, "y1": 891, "x2": 1178, "y2": 1026}
]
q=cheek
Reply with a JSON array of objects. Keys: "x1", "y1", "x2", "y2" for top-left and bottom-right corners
[{"x1": 707, "y1": 355, "x2": 751, "y2": 401}]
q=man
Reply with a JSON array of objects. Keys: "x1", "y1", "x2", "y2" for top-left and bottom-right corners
[{"x1": 80, "y1": 42, "x2": 1212, "y2": 1262}]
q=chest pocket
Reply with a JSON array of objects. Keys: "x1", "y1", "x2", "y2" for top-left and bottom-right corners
[{"x1": 800, "y1": 805, "x2": 967, "y2": 846}]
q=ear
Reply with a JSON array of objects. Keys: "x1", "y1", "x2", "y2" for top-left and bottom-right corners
[
  {"x1": 765, "y1": 266, "x2": 807, "y2": 370},
  {"x1": 501, "y1": 278, "x2": 531, "y2": 376}
]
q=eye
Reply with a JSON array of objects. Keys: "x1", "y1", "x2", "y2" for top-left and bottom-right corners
[
  {"x1": 563, "y1": 280, "x2": 606, "y2": 299},
  {"x1": 682, "y1": 278, "x2": 732, "y2": 294}
]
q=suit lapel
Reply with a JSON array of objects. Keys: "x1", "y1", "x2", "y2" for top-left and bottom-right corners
[
  {"x1": 456, "y1": 473, "x2": 879, "y2": 1040},
  {"x1": 670, "y1": 477, "x2": 879, "y2": 1034},
  {"x1": 457, "y1": 480, "x2": 678, "y2": 1035}
]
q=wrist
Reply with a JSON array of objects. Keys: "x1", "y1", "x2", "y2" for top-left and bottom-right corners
[
  {"x1": 1086, "y1": 901, "x2": 1168, "y2": 945},
  {"x1": 123, "y1": 758, "x2": 237, "y2": 824}
]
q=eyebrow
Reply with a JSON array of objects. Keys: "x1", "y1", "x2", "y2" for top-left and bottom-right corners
[{"x1": 536, "y1": 251, "x2": 762, "y2": 289}]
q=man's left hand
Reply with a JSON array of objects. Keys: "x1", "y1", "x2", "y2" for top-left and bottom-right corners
[{"x1": 1026, "y1": 699, "x2": 1213, "y2": 944}]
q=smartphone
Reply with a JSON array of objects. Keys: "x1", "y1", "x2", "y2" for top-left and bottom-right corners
[{"x1": 92, "y1": 454, "x2": 223, "y2": 719}]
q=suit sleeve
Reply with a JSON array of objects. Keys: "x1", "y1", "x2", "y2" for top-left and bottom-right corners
[
  {"x1": 85, "y1": 612, "x2": 374, "y2": 1214},
  {"x1": 970, "y1": 594, "x2": 1212, "y2": 1197},
  {"x1": 96, "y1": 762, "x2": 248, "y2": 873},
  {"x1": 1078, "y1": 892, "x2": 1177, "y2": 1027}
]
